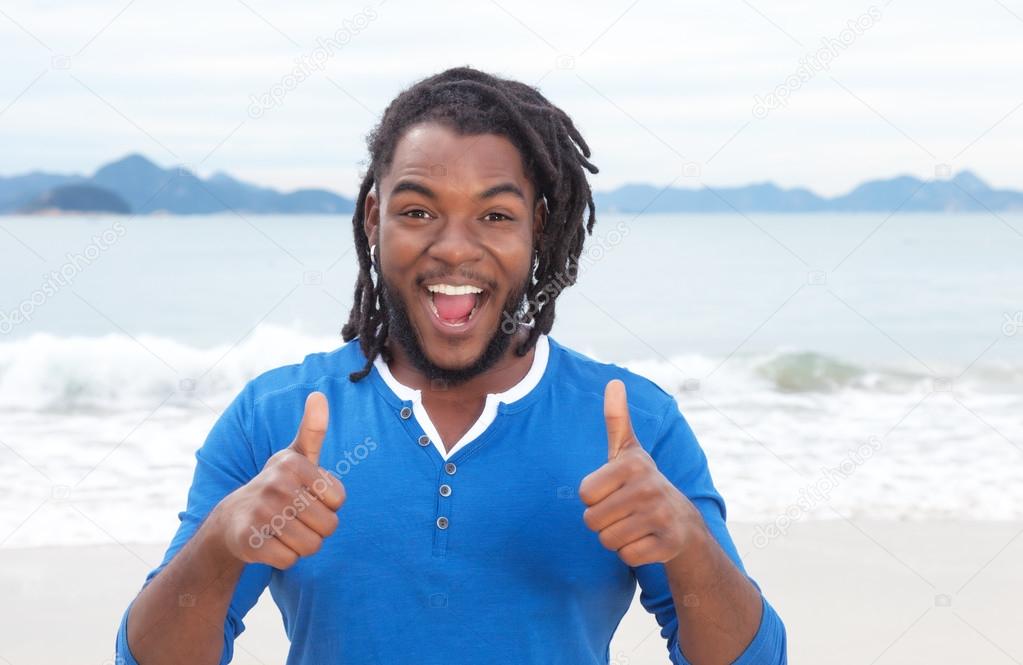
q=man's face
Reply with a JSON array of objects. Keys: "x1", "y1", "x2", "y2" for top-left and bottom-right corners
[{"x1": 364, "y1": 122, "x2": 543, "y2": 381}]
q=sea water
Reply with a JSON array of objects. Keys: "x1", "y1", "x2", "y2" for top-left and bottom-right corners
[{"x1": 1, "y1": 212, "x2": 1021, "y2": 547}]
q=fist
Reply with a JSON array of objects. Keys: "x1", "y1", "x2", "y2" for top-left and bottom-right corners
[
  {"x1": 214, "y1": 391, "x2": 346, "y2": 569},
  {"x1": 579, "y1": 380, "x2": 703, "y2": 567}
]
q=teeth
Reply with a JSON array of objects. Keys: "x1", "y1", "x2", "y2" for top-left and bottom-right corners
[
  {"x1": 426, "y1": 283, "x2": 483, "y2": 296},
  {"x1": 427, "y1": 292, "x2": 480, "y2": 325}
]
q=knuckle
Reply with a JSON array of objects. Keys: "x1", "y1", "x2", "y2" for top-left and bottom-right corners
[
  {"x1": 598, "y1": 530, "x2": 617, "y2": 550},
  {"x1": 251, "y1": 505, "x2": 273, "y2": 527},
  {"x1": 622, "y1": 550, "x2": 645, "y2": 567},
  {"x1": 279, "y1": 452, "x2": 304, "y2": 474},
  {"x1": 578, "y1": 483, "x2": 596, "y2": 506},
  {"x1": 262, "y1": 483, "x2": 288, "y2": 504},
  {"x1": 270, "y1": 449, "x2": 298, "y2": 472},
  {"x1": 324, "y1": 491, "x2": 344, "y2": 513},
  {"x1": 307, "y1": 477, "x2": 329, "y2": 500},
  {"x1": 262, "y1": 468, "x2": 289, "y2": 492},
  {"x1": 303, "y1": 538, "x2": 323, "y2": 557},
  {"x1": 265, "y1": 449, "x2": 288, "y2": 467},
  {"x1": 321, "y1": 514, "x2": 340, "y2": 535}
]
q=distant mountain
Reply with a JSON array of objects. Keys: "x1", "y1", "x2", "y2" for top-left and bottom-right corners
[
  {"x1": 595, "y1": 170, "x2": 1023, "y2": 213},
  {"x1": 0, "y1": 171, "x2": 86, "y2": 212},
  {"x1": 91, "y1": 154, "x2": 354, "y2": 214},
  {"x1": 1, "y1": 154, "x2": 354, "y2": 215},
  {"x1": 826, "y1": 170, "x2": 1023, "y2": 212},
  {"x1": 20, "y1": 184, "x2": 130, "y2": 214},
  {"x1": 595, "y1": 182, "x2": 826, "y2": 213},
  {"x1": 3, "y1": 155, "x2": 1023, "y2": 215}
]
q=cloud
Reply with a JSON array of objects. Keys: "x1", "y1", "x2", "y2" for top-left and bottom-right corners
[{"x1": 1, "y1": 0, "x2": 1021, "y2": 195}]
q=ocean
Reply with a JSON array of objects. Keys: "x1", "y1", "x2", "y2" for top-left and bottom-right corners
[{"x1": 1, "y1": 212, "x2": 1021, "y2": 548}]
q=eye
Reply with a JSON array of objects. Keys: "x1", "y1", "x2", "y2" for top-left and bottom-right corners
[
  {"x1": 483, "y1": 212, "x2": 513, "y2": 222},
  {"x1": 401, "y1": 208, "x2": 432, "y2": 220}
]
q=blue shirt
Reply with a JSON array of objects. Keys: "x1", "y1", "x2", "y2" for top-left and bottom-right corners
[{"x1": 116, "y1": 336, "x2": 787, "y2": 664}]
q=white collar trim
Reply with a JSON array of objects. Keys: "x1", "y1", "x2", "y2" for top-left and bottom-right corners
[{"x1": 373, "y1": 334, "x2": 550, "y2": 459}]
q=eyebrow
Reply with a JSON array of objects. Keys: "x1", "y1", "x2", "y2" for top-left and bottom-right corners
[{"x1": 390, "y1": 179, "x2": 526, "y2": 202}]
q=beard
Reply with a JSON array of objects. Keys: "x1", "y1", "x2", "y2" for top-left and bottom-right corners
[{"x1": 380, "y1": 274, "x2": 531, "y2": 388}]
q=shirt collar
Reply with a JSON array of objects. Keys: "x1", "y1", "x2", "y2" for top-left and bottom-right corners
[{"x1": 372, "y1": 334, "x2": 550, "y2": 405}]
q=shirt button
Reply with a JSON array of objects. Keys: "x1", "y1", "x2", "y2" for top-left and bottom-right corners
[
  {"x1": 399, "y1": 406, "x2": 412, "y2": 419},
  {"x1": 418, "y1": 434, "x2": 430, "y2": 447},
  {"x1": 444, "y1": 462, "x2": 456, "y2": 475},
  {"x1": 436, "y1": 516, "x2": 449, "y2": 529},
  {"x1": 439, "y1": 484, "x2": 451, "y2": 497}
]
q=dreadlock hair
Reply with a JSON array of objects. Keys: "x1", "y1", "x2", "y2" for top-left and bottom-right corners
[{"x1": 340, "y1": 66, "x2": 599, "y2": 381}]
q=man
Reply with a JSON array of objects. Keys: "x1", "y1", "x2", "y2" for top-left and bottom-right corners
[{"x1": 116, "y1": 67, "x2": 786, "y2": 664}]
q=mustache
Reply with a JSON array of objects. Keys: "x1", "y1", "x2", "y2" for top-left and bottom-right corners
[{"x1": 414, "y1": 269, "x2": 498, "y2": 292}]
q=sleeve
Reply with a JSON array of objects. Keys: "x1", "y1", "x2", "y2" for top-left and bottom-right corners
[
  {"x1": 633, "y1": 398, "x2": 787, "y2": 665},
  {"x1": 115, "y1": 380, "x2": 275, "y2": 665}
]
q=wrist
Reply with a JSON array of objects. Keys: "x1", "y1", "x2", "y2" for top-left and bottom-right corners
[
  {"x1": 664, "y1": 518, "x2": 714, "y2": 574},
  {"x1": 199, "y1": 500, "x2": 248, "y2": 571}
]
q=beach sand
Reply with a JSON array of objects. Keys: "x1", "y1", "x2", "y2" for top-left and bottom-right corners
[{"x1": 2, "y1": 520, "x2": 1020, "y2": 664}]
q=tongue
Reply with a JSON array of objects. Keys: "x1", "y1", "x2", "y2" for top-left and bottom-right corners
[{"x1": 433, "y1": 293, "x2": 477, "y2": 322}]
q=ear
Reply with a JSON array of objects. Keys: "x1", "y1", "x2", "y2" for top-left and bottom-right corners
[
  {"x1": 532, "y1": 195, "x2": 547, "y2": 241},
  {"x1": 364, "y1": 186, "x2": 380, "y2": 249}
]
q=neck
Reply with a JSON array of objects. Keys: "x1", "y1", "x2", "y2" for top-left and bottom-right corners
[{"x1": 384, "y1": 329, "x2": 537, "y2": 404}]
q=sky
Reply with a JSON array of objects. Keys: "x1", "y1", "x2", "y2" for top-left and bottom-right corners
[{"x1": 1, "y1": 0, "x2": 1021, "y2": 198}]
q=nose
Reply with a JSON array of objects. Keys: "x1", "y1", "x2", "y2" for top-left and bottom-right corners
[{"x1": 427, "y1": 215, "x2": 484, "y2": 268}]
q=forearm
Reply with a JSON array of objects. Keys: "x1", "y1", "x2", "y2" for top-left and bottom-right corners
[
  {"x1": 663, "y1": 522, "x2": 763, "y2": 665},
  {"x1": 126, "y1": 508, "x2": 246, "y2": 665}
]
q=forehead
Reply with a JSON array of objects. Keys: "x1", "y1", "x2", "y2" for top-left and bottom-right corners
[{"x1": 383, "y1": 122, "x2": 532, "y2": 191}]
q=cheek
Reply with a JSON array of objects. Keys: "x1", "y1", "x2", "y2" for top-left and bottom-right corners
[
  {"x1": 494, "y1": 234, "x2": 535, "y2": 284},
  {"x1": 378, "y1": 225, "x2": 420, "y2": 272}
]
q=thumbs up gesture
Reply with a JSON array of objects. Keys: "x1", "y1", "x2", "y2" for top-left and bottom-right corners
[
  {"x1": 579, "y1": 380, "x2": 703, "y2": 567},
  {"x1": 215, "y1": 391, "x2": 346, "y2": 569}
]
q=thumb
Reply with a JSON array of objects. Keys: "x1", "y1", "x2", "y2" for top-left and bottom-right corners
[
  {"x1": 604, "y1": 379, "x2": 637, "y2": 460},
  {"x1": 290, "y1": 391, "x2": 329, "y2": 465}
]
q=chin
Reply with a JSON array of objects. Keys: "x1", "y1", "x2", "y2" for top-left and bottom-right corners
[
  {"x1": 418, "y1": 320, "x2": 496, "y2": 367},
  {"x1": 381, "y1": 275, "x2": 521, "y2": 385}
]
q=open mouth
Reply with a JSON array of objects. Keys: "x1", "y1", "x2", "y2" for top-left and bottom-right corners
[{"x1": 424, "y1": 283, "x2": 487, "y2": 329}]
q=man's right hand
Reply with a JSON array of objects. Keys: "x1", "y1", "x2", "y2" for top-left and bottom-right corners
[{"x1": 213, "y1": 391, "x2": 346, "y2": 569}]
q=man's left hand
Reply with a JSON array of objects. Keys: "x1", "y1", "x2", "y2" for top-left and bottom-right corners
[{"x1": 578, "y1": 379, "x2": 707, "y2": 567}]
